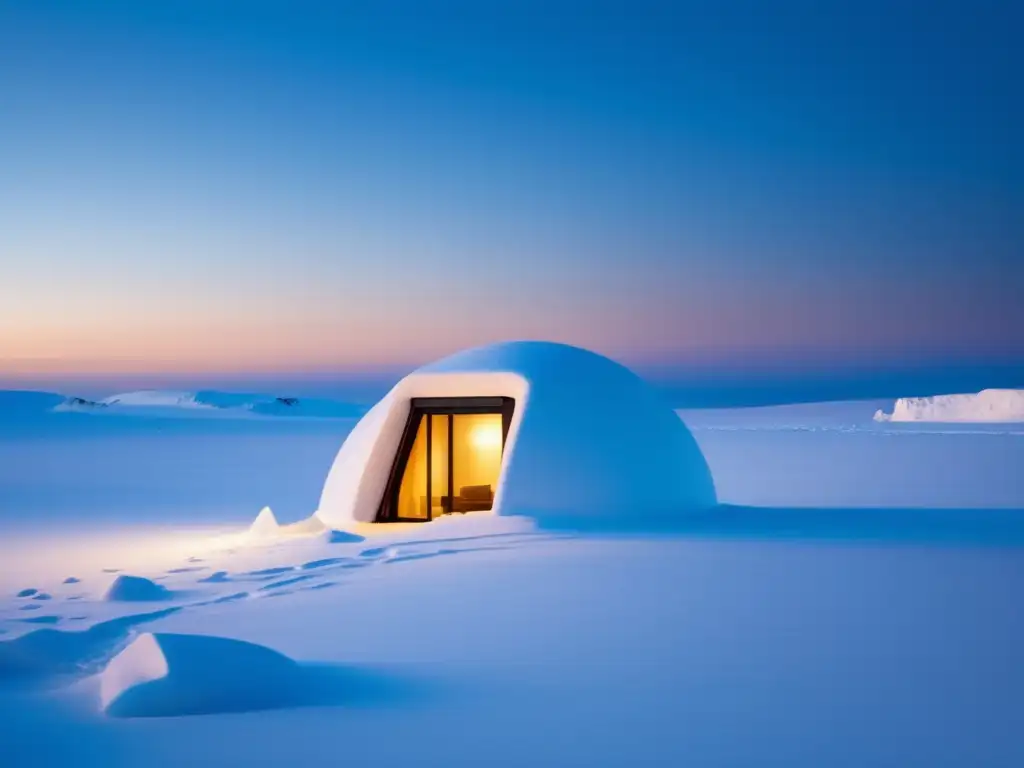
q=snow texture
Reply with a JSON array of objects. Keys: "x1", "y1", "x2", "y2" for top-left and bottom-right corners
[
  {"x1": 317, "y1": 341, "x2": 716, "y2": 529},
  {"x1": 2, "y1": 393, "x2": 1024, "y2": 766},
  {"x1": 875, "y1": 389, "x2": 1024, "y2": 423}
]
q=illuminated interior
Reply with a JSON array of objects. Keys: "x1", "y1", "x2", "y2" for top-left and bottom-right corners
[
  {"x1": 430, "y1": 414, "x2": 449, "y2": 517},
  {"x1": 383, "y1": 399, "x2": 513, "y2": 522},
  {"x1": 396, "y1": 417, "x2": 429, "y2": 520},
  {"x1": 452, "y1": 414, "x2": 502, "y2": 511}
]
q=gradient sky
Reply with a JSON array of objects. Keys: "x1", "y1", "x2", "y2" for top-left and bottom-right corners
[{"x1": 1, "y1": 1, "x2": 1021, "y2": 394}]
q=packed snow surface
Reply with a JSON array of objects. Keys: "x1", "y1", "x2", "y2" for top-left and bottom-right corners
[{"x1": 875, "y1": 389, "x2": 1024, "y2": 423}]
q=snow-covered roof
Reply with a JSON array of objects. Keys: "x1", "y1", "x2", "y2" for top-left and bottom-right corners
[{"x1": 316, "y1": 341, "x2": 715, "y2": 528}]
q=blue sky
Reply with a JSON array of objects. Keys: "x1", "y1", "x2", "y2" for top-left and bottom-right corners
[{"x1": 1, "y1": 1, "x2": 1020, "y2": 398}]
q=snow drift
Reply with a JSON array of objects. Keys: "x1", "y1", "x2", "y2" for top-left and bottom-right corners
[
  {"x1": 875, "y1": 389, "x2": 1024, "y2": 423},
  {"x1": 100, "y1": 632, "x2": 306, "y2": 717},
  {"x1": 317, "y1": 341, "x2": 716, "y2": 529},
  {"x1": 104, "y1": 575, "x2": 172, "y2": 602}
]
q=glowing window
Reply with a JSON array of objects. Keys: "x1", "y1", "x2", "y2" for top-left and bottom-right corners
[{"x1": 379, "y1": 398, "x2": 514, "y2": 522}]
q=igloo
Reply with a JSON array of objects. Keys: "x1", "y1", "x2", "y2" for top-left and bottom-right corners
[{"x1": 316, "y1": 341, "x2": 715, "y2": 529}]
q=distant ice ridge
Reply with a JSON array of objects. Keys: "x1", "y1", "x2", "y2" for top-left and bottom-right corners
[
  {"x1": 103, "y1": 391, "x2": 209, "y2": 408},
  {"x1": 874, "y1": 389, "x2": 1024, "y2": 423},
  {"x1": 53, "y1": 390, "x2": 364, "y2": 419}
]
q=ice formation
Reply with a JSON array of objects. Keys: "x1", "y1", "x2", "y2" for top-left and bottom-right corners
[{"x1": 874, "y1": 389, "x2": 1024, "y2": 423}]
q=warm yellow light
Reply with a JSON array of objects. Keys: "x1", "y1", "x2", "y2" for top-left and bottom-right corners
[{"x1": 469, "y1": 422, "x2": 503, "y2": 450}]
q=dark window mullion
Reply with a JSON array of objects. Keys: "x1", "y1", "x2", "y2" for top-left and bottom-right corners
[
  {"x1": 426, "y1": 414, "x2": 432, "y2": 521},
  {"x1": 447, "y1": 414, "x2": 454, "y2": 515}
]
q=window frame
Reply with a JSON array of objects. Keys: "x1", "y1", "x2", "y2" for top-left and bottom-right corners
[{"x1": 376, "y1": 396, "x2": 515, "y2": 523}]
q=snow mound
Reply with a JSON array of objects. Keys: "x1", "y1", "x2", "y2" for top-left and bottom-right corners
[
  {"x1": 875, "y1": 389, "x2": 1024, "y2": 423},
  {"x1": 249, "y1": 506, "x2": 280, "y2": 537},
  {"x1": 104, "y1": 575, "x2": 172, "y2": 602},
  {"x1": 100, "y1": 632, "x2": 304, "y2": 717}
]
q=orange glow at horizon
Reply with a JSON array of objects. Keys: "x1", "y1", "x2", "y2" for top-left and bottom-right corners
[{"x1": 4, "y1": 276, "x2": 1017, "y2": 379}]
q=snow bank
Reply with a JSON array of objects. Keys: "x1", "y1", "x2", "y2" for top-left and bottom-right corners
[
  {"x1": 100, "y1": 632, "x2": 304, "y2": 717},
  {"x1": 104, "y1": 575, "x2": 172, "y2": 602},
  {"x1": 318, "y1": 341, "x2": 716, "y2": 529},
  {"x1": 875, "y1": 389, "x2": 1024, "y2": 423}
]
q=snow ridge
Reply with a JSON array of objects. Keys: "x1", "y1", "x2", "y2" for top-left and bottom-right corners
[{"x1": 52, "y1": 390, "x2": 364, "y2": 419}]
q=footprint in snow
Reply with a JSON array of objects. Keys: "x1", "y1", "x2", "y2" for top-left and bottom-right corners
[
  {"x1": 167, "y1": 566, "x2": 207, "y2": 574},
  {"x1": 16, "y1": 588, "x2": 39, "y2": 598},
  {"x1": 259, "y1": 575, "x2": 315, "y2": 592},
  {"x1": 32, "y1": 593, "x2": 53, "y2": 601},
  {"x1": 20, "y1": 604, "x2": 42, "y2": 612},
  {"x1": 304, "y1": 581, "x2": 339, "y2": 592},
  {"x1": 198, "y1": 571, "x2": 230, "y2": 584},
  {"x1": 245, "y1": 567, "x2": 295, "y2": 578},
  {"x1": 211, "y1": 592, "x2": 249, "y2": 605},
  {"x1": 301, "y1": 557, "x2": 347, "y2": 570},
  {"x1": 325, "y1": 529, "x2": 365, "y2": 544},
  {"x1": 20, "y1": 615, "x2": 60, "y2": 625},
  {"x1": 63, "y1": 577, "x2": 81, "y2": 585}
]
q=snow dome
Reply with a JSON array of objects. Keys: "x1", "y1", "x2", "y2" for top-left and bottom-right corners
[{"x1": 316, "y1": 341, "x2": 715, "y2": 529}]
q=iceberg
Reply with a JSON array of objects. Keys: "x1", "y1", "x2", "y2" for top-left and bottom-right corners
[{"x1": 874, "y1": 389, "x2": 1024, "y2": 423}]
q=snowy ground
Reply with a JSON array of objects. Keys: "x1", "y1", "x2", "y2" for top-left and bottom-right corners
[{"x1": 2, "y1": 398, "x2": 1024, "y2": 766}]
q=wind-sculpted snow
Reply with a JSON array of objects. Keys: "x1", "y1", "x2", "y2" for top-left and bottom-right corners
[{"x1": 101, "y1": 632, "x2": 305, "y2": 717}]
